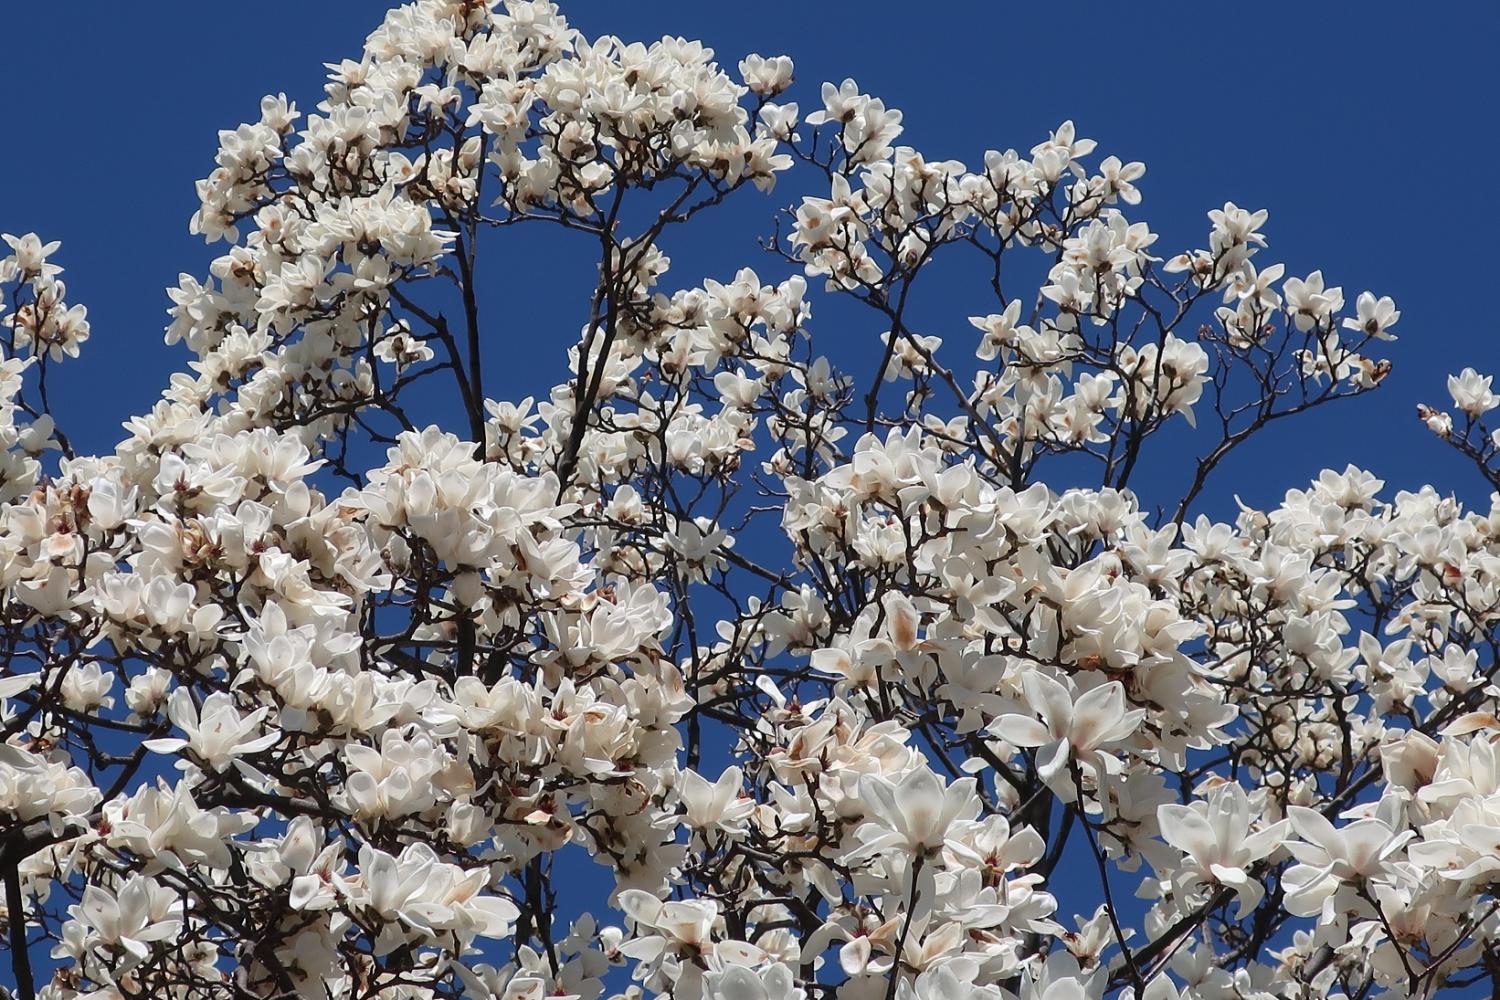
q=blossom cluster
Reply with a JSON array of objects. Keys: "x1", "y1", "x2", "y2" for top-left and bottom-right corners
[{"x1": 1, "y1": 3, "x2": 1495, "y2": 1000}]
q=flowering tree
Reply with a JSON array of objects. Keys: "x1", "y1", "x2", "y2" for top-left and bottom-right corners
[{"x1": 3, "y1": 3, "x2": 1500, "y2": 1000}]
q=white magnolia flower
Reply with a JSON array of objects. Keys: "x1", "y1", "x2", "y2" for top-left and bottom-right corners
[
  {"x1": 1282, "y1": 806, "x2": 1414, "y2": 919},
  {"x1": 677, "y1": 765, "x2": 755, "y2": 835},
  {"x1": 142, "y1": 688, "x2": 278, "y2": 774},
  {"x1": 1157, "y1": 782, "x2": 1288, "y2": 915},
  {"x1": 991, "y1": 674, "x2": 1144, "y2": 790},
  {"x1": 856, "y1": 765, "x2": 981, "y2": 859}
]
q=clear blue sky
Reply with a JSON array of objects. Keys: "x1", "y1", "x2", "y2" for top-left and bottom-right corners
[
  {"x1": 2, "y1": 2, "x2": 1496, "y2": 515},
  {"x1": 1, "y1": 3, "x2": 1497, "y2": 993}
]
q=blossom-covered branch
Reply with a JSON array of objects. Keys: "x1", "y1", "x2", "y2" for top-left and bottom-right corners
[{"x1": 1, "y1": 3, "x2": 1496, "y2": 1000}]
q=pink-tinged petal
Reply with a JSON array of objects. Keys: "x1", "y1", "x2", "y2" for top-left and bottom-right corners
[
  {"x1": 859, "y1": 773, "x2": 901, "y2": 829},
  {"x1": 1099, "y1": 708, "x2": 1147, "y2": 746},
  {"x1": 1072, "y1": 681, "x2": 1125, "y2": 727},
  {"x1": 1142, "y1": 975, "x2": 1184, "y2": 1000},
  {"x1": 1458, "y1": 824, "x2": 1500, "y2": 855},
  {"x1": 1208, "y1": 785, "x2": 1250, "y2": 849},
  {"x1": 940, "y1": 776, "x2": 980, "y2": 828},
  {"x1": 1036, "y1": 738, "x2": 1072, "y2": 785},
  {"x1": 712, "y1": 940, "x2": 768, "y2": 967},
  {"x1": 617, "y1": 889, "x2": 662, "y2": 926},
  {"x1": 810, "y1": 647, "x2": 852, "y2": 676},
  {"x1": 237, "y1": 732, "x2": 279, "y2": 755},
  {"x1": 714, "y1": 967, "x2": 769, "y2": 1000},
  {"x1": 1209, "y1": 862, "x2": 1248, "y2": 888},
  {"x1": 343, "y1": 744, "x2": 382, "y2": 772},
  {"x1": 1022, "y1": 670, "x2": 1076, "y2": 735},
  {"x1": 467, "y1": 896, "x2": 521, "y2": 937},
  {"x1": 1209, "y1": 865, "x2": 1263, "y2": 919},
  {"x1": 882, "y1": 591, "x2": 920, "y2": 650},
  {"x1": 288, "y1": 875, "x2": 325, "y2": 910},
  {"x1": 1281, "y1": 862, "x2": 1337, "y2": 919},
  {"x1": 1286, "y1": 806, "x2": 1341, "y2": 863},
  {"x1": 990, "y1": 714, "x2": 1050, "y2": 748},
  {"x1": 1338, "y1": 818, "x2": 1401, "y2": 874},
  {"x1": 1406, "y1": 839, "x2": 1460, "y2": 869},
  {"x1": 1157, "y1": 804, "x2": 1217, "y2": 861},
  {"x1": 894, "y1": 767, "x2": 946, "y2": 849},
  {"x1": 839, "y1": 935, "x2": 872, "y2": 975},
  {"x1": 1072, "y1": 683, "x2": 1142, "y2": 749},
  {"x1": 617, "y1": 937, "x2": 666, "y2": 962},
  {"x1": 1240, "y1": 820, "x2": 1290, "y2": 862}
]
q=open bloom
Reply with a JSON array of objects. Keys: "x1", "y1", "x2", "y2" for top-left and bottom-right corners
[
  {"x1": 142, "y1": 688, "x2": 278, "y2": 775},
  {"x1": 677, "y1": 765, "x2": 755, "y2": 836},
  {"x1": 65, "y1": 876, "x2": 182, "y2": 973},
  {"x1": 617, "y1": 891, "x2": 765, "y2": 996},
  {"x1": 990, "y1": 674, "x2": 1144, "y2": 791},
  {"x1": 856, "y1": 765, "x2": 981, "y2": 859},
  {"x1": 1157, "y1": 782, "x2": 1288, "y2": 915},
  {"x1": 1282, "y1": 807, "x2": 1414, "y2": 919}
]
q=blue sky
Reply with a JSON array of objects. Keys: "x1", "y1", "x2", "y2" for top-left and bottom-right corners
[
  {"x1": 1, "y1": 1, "x2": 1496, "y2": 518},
  {"x1": 1, "y1": 1, "x2": 1497, "y2": 992},
  {"x1": 2, "y1": 0, "x2": 1500, "y2": 515}
]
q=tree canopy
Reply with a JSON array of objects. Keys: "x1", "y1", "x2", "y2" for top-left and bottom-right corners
[{"x1": 2, "y1": 3, "x2": 1500, "y2": 1000}]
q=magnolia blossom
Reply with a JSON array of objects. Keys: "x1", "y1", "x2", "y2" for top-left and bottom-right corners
[
  {"x1": 61, "y1": 877, "x2": 183, "y2": 974},
  {"x1": 677, "y1": 765, "x2": 756, "y2": 836},
  {"x1": 141, "y1": 688, "x2": 278, "y2": 776},
  {"x1": 856, "y1": 765, "x2": 981, "y2": 859},
  {"x1": 1282, "y1": 807, "x2": 1415, "y2": 921},
  {"x1": 1157, "y1": 783, "x2": 1288, "y2": 916},
  {"x1": 990, "y1": 674, "x2": 1145, "y2": 790}
]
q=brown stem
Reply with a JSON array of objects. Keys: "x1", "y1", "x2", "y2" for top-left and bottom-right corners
[{"x1": 4, "y1": 849, "x2": 35, "y2": 1000}]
